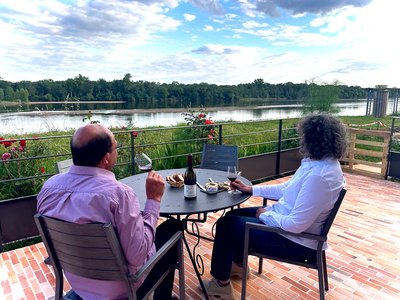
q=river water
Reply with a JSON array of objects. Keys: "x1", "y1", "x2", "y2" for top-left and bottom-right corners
[{"x1": 0, "y1": 99, "x2": 396, "y2": 135}]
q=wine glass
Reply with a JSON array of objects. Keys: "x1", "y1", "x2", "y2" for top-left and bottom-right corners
[
  {"x1": 227, "y1": 165, "x2": 240, "y2": 194},
  {"x1": 135, "y1": 152, "x2": 152, "y2": 172}
]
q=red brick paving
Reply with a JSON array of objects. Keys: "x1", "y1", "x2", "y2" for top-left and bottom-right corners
[{"x1": 1, "y1": 171, "x2": 399, "y2": 299}]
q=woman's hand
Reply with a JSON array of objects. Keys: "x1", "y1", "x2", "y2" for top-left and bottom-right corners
[
  {"x1": 256, "y1": 207, "x2": 267, "y2": 218},
  {"x1": 231, "y1": 179, "x2": 252, "y2": 194}
]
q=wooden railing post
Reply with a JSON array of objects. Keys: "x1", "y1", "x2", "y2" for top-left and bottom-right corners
[
  {"x1": 348, "y1": 131, "x2": 356, "y2": 171},
  {"x1": 382, "y1": 135, "x2": 389, "y2": 177},
  {"x1": 275, "y1": 119, "x2": 282, "y2": 176},
  {"x1": 343, "y1": 127, "x2": 391, "y2": 178}
]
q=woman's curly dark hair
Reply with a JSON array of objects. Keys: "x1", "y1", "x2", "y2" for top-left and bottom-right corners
[{"x1": 297, "y1": 114, "x2": 347, "y2": 160}]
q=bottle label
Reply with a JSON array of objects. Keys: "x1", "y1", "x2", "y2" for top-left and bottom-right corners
[{"x1": 184, "y1": 184, "x2": 196, "y2": 198}]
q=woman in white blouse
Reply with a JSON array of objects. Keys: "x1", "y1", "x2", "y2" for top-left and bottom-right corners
[{"x1": 205, "y1": 114, "x2": 347, "y2": 299}]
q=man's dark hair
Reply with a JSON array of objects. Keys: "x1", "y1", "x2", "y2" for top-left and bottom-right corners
[
  {"x1": 297, "y1": 114, "x2": 347, "y2": 160},
  {"x1": 71, "y1": 132, "x2": 113, "y2": 166}
]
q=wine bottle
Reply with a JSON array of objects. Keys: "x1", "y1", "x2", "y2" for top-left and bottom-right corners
[{"x1": 184, "y1": 154, "x2": 197, "y2": 199}]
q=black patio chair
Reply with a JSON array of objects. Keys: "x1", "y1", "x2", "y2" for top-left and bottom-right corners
[
  {"x1": 200, "y1": 144, "x2": 238, "y2": 171},
  {"x1": 34, "y1": 214, "x2": 185, "y2": 300},
  {"x1": 241, "y1": 188, "x2": 347, "y2": 300}
]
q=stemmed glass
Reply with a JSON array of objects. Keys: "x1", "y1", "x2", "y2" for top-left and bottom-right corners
[
  {"x1": 227, "y1": 165, "x2": 240, "y2": 194},
  {"x1": 135, "y1": 152, "x2": 153, "y2": 172}
]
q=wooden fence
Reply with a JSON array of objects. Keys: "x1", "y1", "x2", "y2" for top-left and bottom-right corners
[{"x1": 341, "y1": 128, "x2": 391, "y2": 178}]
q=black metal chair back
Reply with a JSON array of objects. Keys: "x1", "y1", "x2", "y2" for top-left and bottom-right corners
[
  {"x1": 241, "y1": 188, "x2": 347, "y2": 300},
  {"x1": 200, "y1": 144, "x2": 238, "y2": 171}
]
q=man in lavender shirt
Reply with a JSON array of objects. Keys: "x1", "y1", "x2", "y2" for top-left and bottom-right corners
[{"x1": 37, "y1": 124, "x2": 181, "y2": 300}]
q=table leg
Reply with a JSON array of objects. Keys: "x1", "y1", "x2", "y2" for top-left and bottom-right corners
[
  {"x1": 180, "y1": 210, "x2": 233, "y2": 299},
  {"x1": 182, "y1": 233, "x2": 209, "y2": 300}
]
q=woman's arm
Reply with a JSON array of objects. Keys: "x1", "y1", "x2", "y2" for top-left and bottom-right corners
[{"x1": 258, "y1": 175, "x2": 333, "y2": 233}]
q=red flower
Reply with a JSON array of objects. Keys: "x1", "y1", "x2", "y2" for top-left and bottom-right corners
[
  {"x1": 2, "y1": 153, "x2": 11, "y2": 161},
  {"x1": 2, "y1": 139, "x2": 14, "y2": 148},
  {"x1": 198, "y1": 113, "x2": 205, "y2": 118},
  {"x1": 205, "y1": 119, "x2": 214, "y2": 125},
  {"x1": 19, "y1": 146, "x2": 25, "y2": 152},
  {"x1": 209, "y1": 129, "x2": 216, "y2": 135},
  {"x1": 40, "y1": 167, "x2": 45, "y2": 174},
  {"x1": 132, "y1": 131, "x2": 138, "y2": 138},
  {"x1": 207, "y1": 134, "x2": 213, "y2": 140},
  {"x1": 19, "y1": 140, "x2": 26, "y2": 147}
]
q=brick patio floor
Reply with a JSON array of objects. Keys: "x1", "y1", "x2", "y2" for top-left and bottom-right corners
[{"x1": 1, "y1": 171, "x2": 399, "y2": 299}]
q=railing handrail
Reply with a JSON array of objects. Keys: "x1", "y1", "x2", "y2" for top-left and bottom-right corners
[{"x1": 1, "y1": 118, "x2": 301, "y2": 201}]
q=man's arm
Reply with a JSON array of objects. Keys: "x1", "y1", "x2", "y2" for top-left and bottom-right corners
[{"x1": 114, "y1": 171, "x2": 165, "y2": 273}]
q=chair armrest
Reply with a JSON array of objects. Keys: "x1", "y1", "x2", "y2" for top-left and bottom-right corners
[
  {"x1": 245, "y1": 222, "x2": 326, "y2": 242},
  {"x1": 129, "y1": 231, "x2": 183, "y2": 283},
  {"x1": 262, "y1": 197, "x2": 279, "y2": 206}
]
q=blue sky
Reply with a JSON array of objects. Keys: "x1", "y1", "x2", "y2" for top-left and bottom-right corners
[{"x1": 0, "y1": 0, "x2": 398, "y2": 88}]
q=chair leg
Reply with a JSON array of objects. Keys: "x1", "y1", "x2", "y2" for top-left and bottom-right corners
[
  {"x1": 317, "y1": 254, "x2": 325, "y2": 300},
  {"x1": 178, "y1": 236, "x2": 185, "y2": 300},
  {"x1": 54, "y1": 269, "x2": 64, "y2": 300},
  {"x1": 322, "y1": 251, "x2": 329, "y2": 291},
  {"x1": 241, "y1": 226, "x2": 251, "y2": 300},
  {"x1": 258, "y1": 257, "x2": 263, "y2": 274},
  {"x1": 317, "y1": 265, "x2": 325, "y2": 300}
]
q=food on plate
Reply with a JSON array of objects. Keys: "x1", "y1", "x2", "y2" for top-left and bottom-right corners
[
  {"x1": 217, "y1": 182, "x2": 230, "y2": 190},
  {"x1": 166, "y1": 174, "x2": 184, "y2": 188}
]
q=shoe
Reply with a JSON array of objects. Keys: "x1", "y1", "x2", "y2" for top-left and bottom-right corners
[
  {"x1": 230, "y1": 262, "x2": 250, "y2": 279},
  {"x1": 63, "y1": 290, "x2": 83, "y2": 300},
  {"x1": 205, "y1": 278, "x2": 234, "y2": 299}
]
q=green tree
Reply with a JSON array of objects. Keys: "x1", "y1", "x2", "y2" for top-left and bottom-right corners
[
  {"x1": 93, "y1": 79, "x2": 114, "y2": 100},
  {"x1": 303, "y1": 79, "x2": 341, "y2": 114},
  {"x1": 74, "y1": 74, "x2": 93, "y2": 100},
  {"x1": 4, "y1": 86, "x2": 14, "y2": 101},
  {"x1": 16, "y1": 88, "x2": 29, "y2": 102}
]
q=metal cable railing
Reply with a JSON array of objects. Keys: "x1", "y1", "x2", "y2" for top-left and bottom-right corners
[{"x1": 0, "y1": 119, "x2": 300, "y2": 201}]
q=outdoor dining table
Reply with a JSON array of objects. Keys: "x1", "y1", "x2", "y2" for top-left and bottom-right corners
[{"x1": 120, "y1": 168, "x2": 252, "y2": 299}]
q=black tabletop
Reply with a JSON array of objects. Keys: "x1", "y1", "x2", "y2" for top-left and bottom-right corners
[{"x1": 119, "y1": 168, "x2": 252, "y2": 216}]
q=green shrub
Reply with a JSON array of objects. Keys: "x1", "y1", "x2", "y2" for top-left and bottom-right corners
[{"x1": 0, "y1": 137, "x2": 50, "y2": 198}]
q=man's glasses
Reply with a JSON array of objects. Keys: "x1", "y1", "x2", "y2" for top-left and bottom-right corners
[{"x1": 114, "y1": 143, "x2": 123, "y2": 152}]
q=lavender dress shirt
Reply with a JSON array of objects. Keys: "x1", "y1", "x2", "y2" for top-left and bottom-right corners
[{"x1": 37, "y1": 165, "x2": 160, "y2": 300}]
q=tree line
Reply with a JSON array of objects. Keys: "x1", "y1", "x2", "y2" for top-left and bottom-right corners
[{"x1": 0, "y1": 73, "x2": 372, "y2": 109}]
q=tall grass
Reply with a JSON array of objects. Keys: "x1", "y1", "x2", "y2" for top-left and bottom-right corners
[{"x1": 1, "y1": 115, "x2": 397, "y2": 201}]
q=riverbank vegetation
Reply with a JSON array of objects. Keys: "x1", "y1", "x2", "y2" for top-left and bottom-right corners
[
  {"x1": 0, "y1": 74, "x2": 370, "y2": 109},
  {"x1": 1, "y1": 114, "x2": 397, "y2": 202}
]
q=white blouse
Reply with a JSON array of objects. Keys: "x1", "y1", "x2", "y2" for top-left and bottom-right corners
[{"x1": 252, "y1": 157, "x2": 345, "y2": 250}]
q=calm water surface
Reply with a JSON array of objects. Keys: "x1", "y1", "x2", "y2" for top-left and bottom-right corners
[{"x1": 0, "y1": 99, "x2": 396, "y2": 134}]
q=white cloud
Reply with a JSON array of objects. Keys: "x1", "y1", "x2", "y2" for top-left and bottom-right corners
[
  {"x1": 188, "y1": 0, "x2": 224, "y2": 15},
  {"x1": 0, "y1": 0, "x2": 398, "y2": 88},
  {"x1": 0, "y1": 0, "x2": 182, "y2": 81},
  {"x1": 242, "y1": 20, "x2": 269, "y2": 29},
  {"x1": 184, "y1": 13, "x2": 196, "y2": 21}
]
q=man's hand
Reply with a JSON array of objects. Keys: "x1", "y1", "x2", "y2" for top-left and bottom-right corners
[
  {"x1": 256, "y1": 207, "x2": 267, "y2": 218},
  {"x1": 231, "y1": 179, "x2": 252, "y2": 194},
  {"x1": 146, "y1": 171, "x2": 165, "y2": 202}
]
